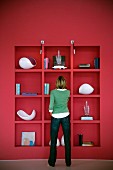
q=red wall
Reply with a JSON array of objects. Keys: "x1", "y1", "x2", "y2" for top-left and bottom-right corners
[{"x1": 0, "y1": 0, "x2": 113, "y2": 160}]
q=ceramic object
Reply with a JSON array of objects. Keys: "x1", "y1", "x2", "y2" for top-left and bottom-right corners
[
  {"x1": 61, "y1": 135, "x2": 65, "y2": 146},
  {"x1": 19, "y1": 57, "x2": 37, "y2": 69},
  {"x1": 17, "y1": 109, "x2": 36, "y2": 120},
  {"x1": 49, "y1": 138, "x2": 60, "y2": 147},
  {"x1": 79, "y1": 83, "x2": 94, "y2": 94}
]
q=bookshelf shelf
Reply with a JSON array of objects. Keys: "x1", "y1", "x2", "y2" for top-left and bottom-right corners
[
  {"x1": 15, "y1": 121, "x2": 42, "y2": 124},
  {"x1": 15, "y1": 95, "x2": 42, "y2": 98},
  {"x1": 44, "y1": 69, "x2": 71, "y2": 72},
  {"x1": 73, "y1": 69, "x2": 100, "y2": 72},
  {"x1": 73, "y1": 120, "x2": 100, "y2": 124}
]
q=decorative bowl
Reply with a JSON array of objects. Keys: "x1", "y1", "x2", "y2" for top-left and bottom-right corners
[
  {"x1": 19, "y1": 57, "x2": 37, "y2": 69},
  {"x1": 17, "y1": 109, "x2": 36, "y2": 120},
  {"x1": 79, "y1": 83, "x2": 94, "y2": 94}
]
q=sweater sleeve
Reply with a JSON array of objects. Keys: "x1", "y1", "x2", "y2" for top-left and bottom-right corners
[{"x1": 49, "y1": 91, "x2": 54, "y2": 112}]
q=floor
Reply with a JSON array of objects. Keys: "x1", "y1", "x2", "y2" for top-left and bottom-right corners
[{"x1": 0, "y1": 159, "x2": 113, "y2": 170}]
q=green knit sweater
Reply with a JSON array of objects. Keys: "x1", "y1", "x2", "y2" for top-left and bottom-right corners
[{"x1": 49, "y1": 89, "x2": 70, "y2": 114}]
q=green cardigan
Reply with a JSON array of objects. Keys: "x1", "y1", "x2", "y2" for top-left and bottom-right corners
[{"x1": 49, "y1": 89, "x2": 70, "y2": 114}]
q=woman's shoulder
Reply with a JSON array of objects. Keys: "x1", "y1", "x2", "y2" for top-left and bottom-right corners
[
  {"x1": 67, "y1": 89, "x2": 70, "y2": 95},
  {"x1": 50, "y1": 89, "x2": 57, "y2": 94},
  {"x1": 65, "y1": 89, "x2": 70, "y2": 93}
]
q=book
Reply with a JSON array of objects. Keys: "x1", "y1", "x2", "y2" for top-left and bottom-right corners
[
  {"x1": 16, "y1": 83, "x2": 21, "y2": 95},
  {"x1": 22, "y1": 92, "x2": 38, "y2": 96},
  {"x1": 81, "y1": 116, "x2": 93, "y2": 120},
  {"x1": 52, "y1": 65, "x2": 67, "y2": 69},
  {"x1": 44, "y1": 83, "x2": 50, "y2": 95},
  {"x1": 82, "y1": 141, "x2": 94, "y2": 146},
  {"x1": 79, "y1": 64, "x2": 90, "y2": 68},
  {"x1": 44, "y1": 58, "x2": 49, "y2": 69},
  {"x1": 94, "y1": 57, "x2": 100, "y2": 69},
  {"x1": 21, "y1": 132, "x2": 35, "y2": 146}
]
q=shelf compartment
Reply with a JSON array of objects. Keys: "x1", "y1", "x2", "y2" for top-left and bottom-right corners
[
  {"x1": 15, "y1": 98, "x2": 42, "y2": 121},
  {"x1": 15, "y1": 123, "x2": 42, "y2": 147},
  {"x1": 15, "y1": 72, "x2": 42, "y2": 95},
  {"x1": 44, "y1": 46, "x2": 71, "y2": 69},
  {"x1": 73, "y1": 123, "x2": 100, "y2": 147},
  {"x1": 44, "y1": 72, "x2": 71, "y2": 92},
  {"x1": 73, "y1": 97, "x2": 100, "y2": 120},
  {"x1": 15, "y1": 46, "x2": 42, "y2": 69},
  {"x1": 73, "y1": 46, "x2": 100, "y2": 69},
  {"x1": 73, "y1": 72, "x2": 100, "y2": 95}
]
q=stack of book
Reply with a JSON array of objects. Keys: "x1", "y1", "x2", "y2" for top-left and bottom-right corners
[
  {"x1": 44, "y1": 83, "x2": 50, "y2": 95},
  {"x1": 52, "y1": 65, "x2": 67, "y2": 69},
  {"x1": 82, "y1": 141, "x2": 94, "y2": 146},
  {"x1": 81, "y1": 116, "x2": 93, "y2": 120},
  {"x1": 22, "y1": 92, "x2": 38, "y2": 96},
  {"x1": 79, "y1": 64, "x2": 90, "y2": 68},
  {"x1": 44, "y1": 58, "x2": 49, "y2": 69}
]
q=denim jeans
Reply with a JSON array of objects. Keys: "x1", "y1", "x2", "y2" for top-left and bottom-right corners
[{"x1": 48, "y1": 115, "x2": 71, "y2": 166}]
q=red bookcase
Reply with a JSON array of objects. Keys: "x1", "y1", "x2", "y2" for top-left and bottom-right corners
[{"x1": 14, "y1": 42, "x2": 100, "y2": 158}]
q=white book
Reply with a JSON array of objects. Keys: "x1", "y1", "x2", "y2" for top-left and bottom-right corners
[
  {"x1": 21, "y1": 132, "x2": 35, "y2": 146},
  {"x1": 52, "y1": 66, "x2": 67, "y2": 69},
  {"x1": 81, "y1": 116, "x2": 93, "y2": 120}
]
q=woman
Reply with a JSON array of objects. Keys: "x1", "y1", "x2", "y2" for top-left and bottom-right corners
[{"x1": 48, "y1": 76, "x2": 71, "y2": 167}]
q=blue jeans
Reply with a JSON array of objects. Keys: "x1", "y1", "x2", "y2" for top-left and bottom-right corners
[{"x1": 48, "y1": 115, "x2": 71, "y2": 166}]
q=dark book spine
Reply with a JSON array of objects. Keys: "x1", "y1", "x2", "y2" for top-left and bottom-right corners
[{"x1": 94, "y1": 57, "x2": 100, "y2": 69}]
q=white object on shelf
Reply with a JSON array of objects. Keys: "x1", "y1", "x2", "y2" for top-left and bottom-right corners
[
  {"x1": 49, "y1": 138, "x2": 60, "y2": 147},
  {"x1": 17, "y1": 110, "x2": 36, "y2": 120},
  {"x1": 79, "y1": 83, "x2": 94, "y2": 94},
  {"x1": 81, "y1": 116, "x2": 93, "y2": 120},
  {"x1": 61, "y1": 135, "x2": 65, "y2": 146},
  {"x1": 52, "y1": 66, "x2": 67, "y2": 69},
  {"x1": 19, "y1": 57, "x2": 37, "y2": 69}
]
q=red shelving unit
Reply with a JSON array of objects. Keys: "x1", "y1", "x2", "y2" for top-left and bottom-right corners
[{"x1": 14, "y1": 43, "x2": 100, "y2": 158}]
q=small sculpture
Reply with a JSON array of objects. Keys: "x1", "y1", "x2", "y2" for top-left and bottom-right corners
[
  {"x1": 49, "y1": 138, "x2": 60, "y2": 147},
  {"x1": 19, "y1": 57, "x2": 37, "y2": 69},
  {"x1": 84, "y1": 101, "x2": 90, "y2": 116},
  {"x1": 56, "y1": 50, "x2": 61, "y2": 65},
  {"x1": 17, "y1": 109, "x2": 36, "y2": 120},
  {"x1": 53, "y1": 50, "x2": 65, "y2": 68},
  {"x1": 61, "y1": 135, "x2": 65, "y2": 146},
  {"x1": 79, "y1": 83, "x2": 94, "y2": 94}
]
